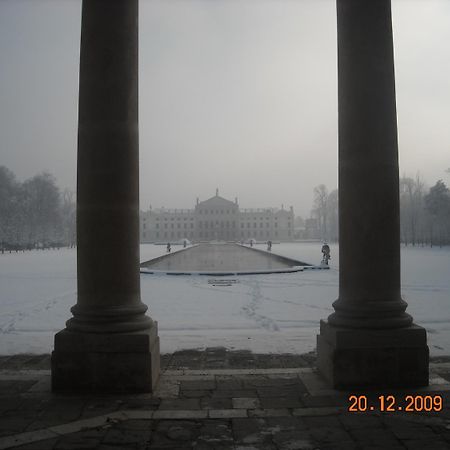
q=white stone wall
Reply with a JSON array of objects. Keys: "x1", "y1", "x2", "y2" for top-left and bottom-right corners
[{"x1": 140, "y1": 197, "x2": 294, "y2": 243}]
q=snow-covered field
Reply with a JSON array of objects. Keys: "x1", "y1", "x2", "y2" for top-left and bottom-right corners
[{"x1": 0, "y1": 243, "x2": 449, "y2": 356}]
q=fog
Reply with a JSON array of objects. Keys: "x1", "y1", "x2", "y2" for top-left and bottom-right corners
[{"x1": 0, "y1": 0, "x2": 449, "y2": 218}]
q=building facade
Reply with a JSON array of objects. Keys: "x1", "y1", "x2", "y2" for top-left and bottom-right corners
[{"x1": 140, "y1": 190, "x2": 294, "y2": 243}]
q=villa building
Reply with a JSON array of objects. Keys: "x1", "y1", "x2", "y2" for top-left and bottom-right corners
[{"x1": 140, "y1": 189, "x2": 294, "y2": 243}]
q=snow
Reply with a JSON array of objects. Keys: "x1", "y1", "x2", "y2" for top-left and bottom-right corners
[{"x1": 0, "y1": 243, "x2": 449, "y2": 356}]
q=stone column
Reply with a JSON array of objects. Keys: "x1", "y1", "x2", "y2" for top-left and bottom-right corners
[
  {"x1": 51, "y1": 0, "x2": 160, "y2": 392},
  {"x1": 317, "y1": 0, "x2": 428, "y2": 388}
]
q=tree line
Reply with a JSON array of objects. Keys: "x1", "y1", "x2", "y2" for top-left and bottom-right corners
[
  {"x1": 311, "y1": 174, "x2": 450, "y2": 247},
  {"x1": 0, "y1": 166, "x2": 76, "y2": 251}
]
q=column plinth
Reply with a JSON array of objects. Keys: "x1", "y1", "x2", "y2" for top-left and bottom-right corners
[
  {"x1": 317, "y1": 0, "x2": 428, "y2": 388},
  {"x1": 51, "y1": 0, "x2": 160, "y2": 393}
]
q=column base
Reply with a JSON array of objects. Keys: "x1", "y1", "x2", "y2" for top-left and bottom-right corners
[
  {"x1": 317, "y1": 320, "x2": 429, "y2": 389},
  {"x1": 51, "y1": 323, "x2": 160, "y2": 393}
]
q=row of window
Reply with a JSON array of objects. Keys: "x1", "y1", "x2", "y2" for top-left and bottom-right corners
[
  {"x1": 198, "y1": 209, "x2": 237, "y2": 215},
  {"x1": 198, "y1": 221, "x2": 236, "y2": 229},
  {"x1": 143, "y1": 231, "x2": 195, "y2": 239},
  {"x1": 144, "y1": 215, "x2": 291, "y2": 222},
  {"x1": 153, "y1": 217, "x2": 194, "y2": 221},
  {"x1": 142, "y1": 230, "x2": 292, "y2": 239},
  {"x1": 143, "y1": 222, "x2": 290, "y2": 231},
  {"x1": 154, "y1": 223, "x2": 195, "y2": 229}
]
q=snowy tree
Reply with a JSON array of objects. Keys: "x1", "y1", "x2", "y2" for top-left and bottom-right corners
[
  {"x1": 22, "y1": 173, "x2": 62, "y2": 245},
  {"x1": 424, "y1": 180, "x2": 450, "y2": 246},
  {"x1": 399, "y1": 174, "x2": 427, "y2": 246},
  {"x1": 0, "y1": 166, "x2": 20, "y2": 248},
  {"x1": 61, "y1": 189, "x2": 76, "y2": 246}
]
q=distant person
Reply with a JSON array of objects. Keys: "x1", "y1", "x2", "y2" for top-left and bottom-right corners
[
  {"x1": 250, "y1": 240, "x2": 253, "y2": 247},
  {"x1": 321, "y1": 242, "x2": 330, "y2": 265},
  {"x1": 166, "y1": 242, "x2": 171, "y2": 253},
  {"x1": 183, "y1": 240, "x2": 187, "y2": 248},
  {"x1": 267, "y1": 240, "x2": 272, "y2": 251}
]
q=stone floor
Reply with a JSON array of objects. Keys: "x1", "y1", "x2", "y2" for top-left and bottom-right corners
[{"x1": 0, "y1": 349, "x2": 450, "y2": 449}]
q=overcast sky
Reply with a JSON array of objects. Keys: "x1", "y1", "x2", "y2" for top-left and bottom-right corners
[{"x1": 1, "y1": 0, "x2": 449, "y2": 217}]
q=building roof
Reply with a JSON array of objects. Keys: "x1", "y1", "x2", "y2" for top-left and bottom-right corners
[{"x1": 197, "y1": 194, "x2": 237, "y2": 209}]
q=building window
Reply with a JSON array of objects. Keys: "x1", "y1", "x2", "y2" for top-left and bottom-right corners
[
  {"x1": 164, "y1": 223, "x2": 168, "y2": 229},
  {"x1": 190, "y1": 223, "x2": 193, "y2": 228},
  {"x1": 275, "y1": 223, "x2": 277, "y2": 228},
  {"x1": 171, "y1": 223, "x2": 174, "y2": 229},
  {"x1": 164, "y1": 232, "x2": 167, "y2": 238},
  {"x1": 156, "y1": 223, "x2": 159, "y2": 229},
  {"x1": 143, "y1": 231, "x2": 146, "y2": 238},
  {"x1": 156, "y1": 232, "x2": 159, "y2": 238},
  {"x1": 260, "y1": 223, "x2": 263, "y2": 228}
]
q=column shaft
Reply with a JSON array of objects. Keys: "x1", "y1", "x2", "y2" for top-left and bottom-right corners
[
  {"x1": 328, "y1": 0, "x2": 411, "y2": 329},
  {"x1": 68, "y1": 0, "x2": 151, "y2": 333},
  {"x1": 52, "y1": 0, "x2": 160, "y2": 393},
  {"x1": 316, "y1": 0, "x2": 428, "y2": 388}
]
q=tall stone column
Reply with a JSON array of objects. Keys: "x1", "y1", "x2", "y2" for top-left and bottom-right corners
[
  {"x1": 51, "y1": 0, "x2": 160, "y2": 392},
  {"x1": 317, "y1": 0, "x2": 428, "y2": 388}
]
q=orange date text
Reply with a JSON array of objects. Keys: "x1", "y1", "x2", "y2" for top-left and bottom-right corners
[{"x1": 348, "y1": 394, "x2": 443, "y2": 413}]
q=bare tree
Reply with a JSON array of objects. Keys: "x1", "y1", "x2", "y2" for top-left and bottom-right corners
[
  {"x1": 326, "y1": 189, "x2": 339, "y2": 243},
  {"x1": 312, "y1": 184, "x2": 329, "y2": 240}
]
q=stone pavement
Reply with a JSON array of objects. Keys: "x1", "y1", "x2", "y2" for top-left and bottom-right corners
[{"x1": 0, "y1": 349, "x2": 450, "y2": 449}]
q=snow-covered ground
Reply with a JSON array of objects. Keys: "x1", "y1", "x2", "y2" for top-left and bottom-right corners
[{"x1": 0, "y1": 243, "x2": 449, "y2": 356}]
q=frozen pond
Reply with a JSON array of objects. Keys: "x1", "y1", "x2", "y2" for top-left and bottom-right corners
[{"x1": 0, "y1": 242, "x2": 449, "y2": 356}]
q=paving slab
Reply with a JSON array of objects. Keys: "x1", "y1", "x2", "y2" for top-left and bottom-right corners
[{"x1": 0, "y1": 348, "x2": 450, "y2": 449}]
